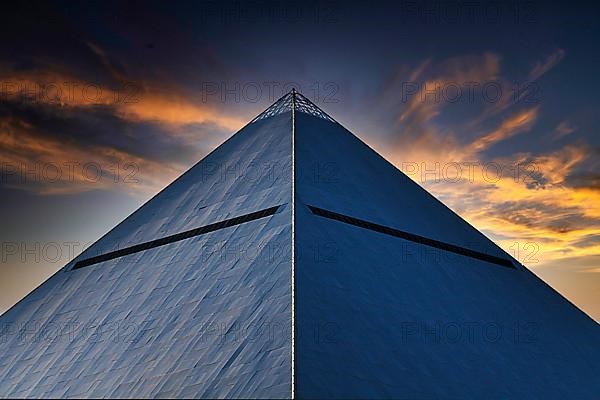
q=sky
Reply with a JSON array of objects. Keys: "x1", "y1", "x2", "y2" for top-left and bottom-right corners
[{"x1": 0, "y1": 0, "x2": 599, "y2": 321}]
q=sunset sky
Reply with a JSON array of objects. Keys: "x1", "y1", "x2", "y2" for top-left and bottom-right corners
[{"x1": 1, "y1": 1, "x2": 599, "y2": 321}]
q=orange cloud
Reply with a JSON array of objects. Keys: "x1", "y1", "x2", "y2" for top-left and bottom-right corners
[
  {"x1": 0, "y1": 69, "x2": 245, "y2": 131},
  {"x1": 119, "y1": 92, "x2": 244, "y2": 131},
  {"x1": 0, "y1": 66, "x2": 245, "y2": 196},
  {"x1": 468, "y1": 107, "x2": 539, "y2": 153},
  {"x1": 0, "y1": 118, "x2": 180, "y2": 196},
  {"x1": 377, "y1": 51, "x2": 598, "y2": 297}
]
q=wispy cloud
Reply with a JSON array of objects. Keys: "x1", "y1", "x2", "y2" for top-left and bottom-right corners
[
  {"x1": 467, "y1": 107, "x2": 539, "y2": 153},
  {"x1": 528, "y1": 49, "x2": 566, "y2": 82},
  {"x1": 0, "y1": 62, "x2": 244, "y2": 196},
  {"x1": 0, "y1": 68, "x2": 245, "y2": 130},
  {"x1": 370, "y1": 50, "x2": 599, "y2": 279},
  {"x1": 553, "y1": 120, "x2": 577, "y2": 140},
  {"x1": 0, "y1": 116, "x2": 180, "y2": 195}
]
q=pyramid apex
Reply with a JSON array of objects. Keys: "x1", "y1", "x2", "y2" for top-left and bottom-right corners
[{"x1": 250, "y1": 87, "x2": 336, "y2": 124}]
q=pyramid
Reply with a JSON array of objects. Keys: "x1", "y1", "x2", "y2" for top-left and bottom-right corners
[{"x1": 0, "y1": 90, "x2": 598, "y2": 398}]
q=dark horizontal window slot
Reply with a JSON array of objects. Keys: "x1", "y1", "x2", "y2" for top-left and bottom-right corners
[
  {"x1": 73, "y1": 205, "x2": 282, "y2": 270},
  {"x1": 308, "y1": 205, "x2": 515, "y2": 269}
]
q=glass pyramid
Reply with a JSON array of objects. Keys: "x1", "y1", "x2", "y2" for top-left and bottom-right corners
[
  {"x1": 0, "y1": 91, "x2": 598, "y2": 398},
  {"x1": 250, "y1": 89, "x2": 336, "y2": 124}
]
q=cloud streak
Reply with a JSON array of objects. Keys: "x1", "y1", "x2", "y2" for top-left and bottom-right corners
[
  {"x1": 371, "y1": 50, "x2": 600, "y2": 279},
  {"x1": 0, "y1": 64, "x2": 246, "y2": 196}
]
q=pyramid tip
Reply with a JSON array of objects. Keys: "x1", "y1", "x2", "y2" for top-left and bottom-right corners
[{"x1": 250, "y1": 86, "x2": 336, "y2": 124}]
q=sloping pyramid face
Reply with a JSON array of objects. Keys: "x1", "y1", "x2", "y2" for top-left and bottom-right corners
[
  {"x1": 293, "y1": 109, "x2": 600, "y2": 398},
  {"x1": 1, "y1": 91, "x2": 599, "y2": 398},
  {"x1": 0, "y1": 110, "x2": 293, "y2": 398}
]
